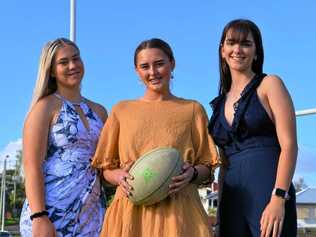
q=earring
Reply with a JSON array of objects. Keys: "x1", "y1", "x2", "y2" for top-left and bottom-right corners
[
  {"x1": 254, "y1": 55, "x2": 257, "y2": 61},
  {"x1": 171, "y1": 72, "x2": 174, "y2": 79}
]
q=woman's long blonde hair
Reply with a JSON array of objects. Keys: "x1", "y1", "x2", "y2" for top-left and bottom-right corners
[{"x1": 28, "y1": 38, "x2": 79, "y2": 112}]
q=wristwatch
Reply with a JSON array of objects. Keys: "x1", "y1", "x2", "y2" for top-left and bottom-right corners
[{"x1": 272, "y1": 188, "x2": 290, "y2": 200}]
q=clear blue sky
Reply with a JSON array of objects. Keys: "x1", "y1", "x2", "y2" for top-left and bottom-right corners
[{"x1": 1, "y1": 1, "x2": 315, "y2": 185}]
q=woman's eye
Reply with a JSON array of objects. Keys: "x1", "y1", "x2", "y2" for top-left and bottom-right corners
[
  {"x1": 59, "y1": 61, "x2": 68, "y2": 65},
  {"x1": 155, "y1": 63, "x2": 164, "y2": 67},
  {"x1": 140, "y1": 65, "x2": 149, "y2": 70},
  {"x1": 241, "y1": 42, "x2": 253, "y2": 47}
]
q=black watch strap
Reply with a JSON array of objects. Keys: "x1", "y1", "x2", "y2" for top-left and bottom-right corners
[
  {"x1": 30, "y1": 210, "x2": 49, "y2": 221},
  {"x1": 189, "y1": 166, "x2": 198, "y2": 183}
]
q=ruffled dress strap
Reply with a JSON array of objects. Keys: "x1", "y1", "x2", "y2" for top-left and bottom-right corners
[
  {"x1": 230, "y1": 73, "x2": 267, "y2": 132},
  {"x1": 208, "y1": 94, "x2": 225, "y2": 134}
]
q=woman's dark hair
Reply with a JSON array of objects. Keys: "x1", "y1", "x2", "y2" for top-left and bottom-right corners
[
  {"x1": 134, "y1": 38, "x2": 175, "y2": 66},
  {"x1": 219, "y1": 19, "x2": 264, "y2": 95}
]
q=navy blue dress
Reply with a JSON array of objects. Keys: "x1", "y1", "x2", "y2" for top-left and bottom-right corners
[{"x1": 208, "y1": 74, "x2": 297, "y2": 237}]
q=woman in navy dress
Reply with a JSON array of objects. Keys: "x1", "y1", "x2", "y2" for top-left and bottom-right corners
[{"x1": 208, "y1": 19, "x2": 297, "y2": 237}]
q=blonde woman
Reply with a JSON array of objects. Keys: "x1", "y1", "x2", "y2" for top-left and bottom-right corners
[{"x1": 20, "y1": 38, "x2": 107, "y2": 237}]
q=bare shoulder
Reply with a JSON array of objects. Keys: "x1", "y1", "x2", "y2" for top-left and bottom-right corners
[
  {"x1": 261, "y1": 74, "x2": 286, "y2": 89},
  {"x1": 24, "y1": 94, "x2": 61, "y2": 133},
  {"x1": 26, "y1": 95, "x2": 60, "y2": 122},
  {"x1": 85, "y1": 99, "x2": 108, "y2": 123}
]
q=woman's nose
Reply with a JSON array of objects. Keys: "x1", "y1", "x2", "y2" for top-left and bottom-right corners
[
  {"x1": 149, "y1": 66, "x2": 158, "y2": 75},
  {"x1": 233, "y1": 44, "x2": 242, "y2": 53}
]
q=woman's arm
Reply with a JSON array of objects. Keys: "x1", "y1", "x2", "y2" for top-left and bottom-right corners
[
  {"x1": 259, "y1": 75, "x2": 297, "y2": 237},
  {"x1": 23, "y1": 97, "x2": 57, "y2": 236}
]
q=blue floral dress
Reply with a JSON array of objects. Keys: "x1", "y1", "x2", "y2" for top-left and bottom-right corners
[{"x1": 20, "y1": 94, "x2": 106, "y2": 237}]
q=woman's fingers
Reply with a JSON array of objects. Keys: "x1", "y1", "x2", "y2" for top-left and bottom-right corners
[
  {"x1": 272, "y1": 220, "x2": 279, "y2": 237},
  {"x1": 182, "y1": 162, "x2": 192, "y2": 171},
  {"x1": 260, "y1": 215, "x2": 268, "y2": 237},
  {"x1": 260, "y1": 215, "x2": 283, "y2": 237},
  {"x1": 169, "y1": 165, "x2": 194, "y2": 194},
  {"x1": 277, "y1": 219, "x2": 283, "y2": 237},
  {"x1": 119, "y1": 176, "x2": 133, "y2": 196},
  {"x1": 264, "y1": 221, "x2": 273, "y2": 237}
]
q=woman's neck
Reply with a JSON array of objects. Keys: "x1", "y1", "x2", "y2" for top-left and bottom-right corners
[
  {"x1": 230, "y1": 70, "x2": 255, "y2": 93},
  {"x1": 141, "y1": 90, "x2": 175, "y2": 102},
  {"x1": 56, "y1": 87, "x2": 82, "y2": 103}
]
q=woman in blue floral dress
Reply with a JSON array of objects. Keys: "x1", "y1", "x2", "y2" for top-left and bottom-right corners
[{"x1": 20, "y1": 38, "x2": 107, "y2": 237}]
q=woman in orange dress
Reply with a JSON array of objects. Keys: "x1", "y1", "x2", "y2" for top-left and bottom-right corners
[{"x1": 92, "y1": 38, "x2": 218, "y2": 237}]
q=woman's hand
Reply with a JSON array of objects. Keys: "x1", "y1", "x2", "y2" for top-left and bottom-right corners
[
  {"x1": 106, "y1": 162, "x2": 134, "y2": 197},
  {"x1": 260, "y1": 196, "x2": 285, "y2": 237},
  {"x1": 168, "y1": 162, "x2": 194, "y2": 195},
  {"x1": 32, "y1": 216, "x2": 56, "y2": 237}
]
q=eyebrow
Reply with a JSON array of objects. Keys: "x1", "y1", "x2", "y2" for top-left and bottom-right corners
[
  {"x1": 57, "y1": 53, "x2": 80, "y2": 62},
  {"x1": 154, "y1": 59, "x2": 165, "y2": 64},
  {"x1": 138, "y1": 59, "x2": 166, "y2": 66},
  {"x1": 226, "y1": 38, "x2": 254, "y2": 43}
]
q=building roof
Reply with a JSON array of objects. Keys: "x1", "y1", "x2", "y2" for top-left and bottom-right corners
[{"x1": 296, "y1": 187, "x2": 316, "y2": 204}]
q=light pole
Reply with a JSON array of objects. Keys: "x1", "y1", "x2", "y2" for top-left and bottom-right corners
[
  {"x1": 0, "y1": 155, "x2": 8, "y2": 231},
  {"x1": 70, "y1": 0, "x2": 76, "y2": 42}
]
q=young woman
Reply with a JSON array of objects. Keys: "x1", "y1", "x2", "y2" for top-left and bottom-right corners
[
  {"x1": 208, "y1": 19, "x2": 297, "y2": 237},
  {"x1": 20, "y1": 38, "x2": 107, "y2": 237},
  {"x1": 92, "y1": 38, "x2": 218, "y2": 237}
]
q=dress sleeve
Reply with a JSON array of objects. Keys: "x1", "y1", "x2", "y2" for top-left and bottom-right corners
[
  {"x1": 191, "y1": 102, "x2": 219, "y2": 168},
  {"x1": 91, "y1": 107, "x2": 120, "y2": 170}
]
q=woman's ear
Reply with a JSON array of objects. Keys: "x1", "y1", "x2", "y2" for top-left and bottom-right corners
[
  {"x1": 171, "y1": 60, "x2": 176, "y2": 71},
  {"x1": 51, "y1": 71, "x2": 55, "y2": 78},
  {"x1": 135, "y1": 66, "x2": 141, "y2": 77},
  {"x1": 221, "y1": 45, "x2": 225, "y2": 59},
  {"x1": 50, "y1": 65, "x2": 56, "y2": 78}
]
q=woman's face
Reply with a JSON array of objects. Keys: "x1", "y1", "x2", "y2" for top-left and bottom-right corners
[
  {"x1": 135, "y1": 48, "x2": 175, "y2": 94},
  {"x1": 51, "y1": 44, "x2": 84, "y2": 89},
  {"x1": 221, "y1": 30, "x2": 256, "y2": 73}
]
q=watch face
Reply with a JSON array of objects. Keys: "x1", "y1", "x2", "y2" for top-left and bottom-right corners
[{"x1": 275, "y1": 188, "x2": 286, "y2": 197}]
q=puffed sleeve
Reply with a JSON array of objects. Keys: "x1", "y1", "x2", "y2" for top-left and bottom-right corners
[
  {"x1": 91, "y1": 106, "x2": 120, "y2": 170},
  {"x1": 191, "y1": 102, "x2": 219, "y2": 168}
]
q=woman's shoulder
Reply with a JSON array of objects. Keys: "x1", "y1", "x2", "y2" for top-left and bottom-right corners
[
  {"x1": 260, "y1": 74, "x2": 286, "y2": 92},
  {"x1": 172, "y1": 97, "x2": 202, "y2": 107},
  {"x1": 261, "y1": 74, "x2": 284, "y2": 86},
  {"x1": 209, "y1": 94, "x2": 224, "y2": 112},
  {"x1": 183, "y1": 99, "x2": 205, "y2": 109},
  {"x1": 85, "y1": 99, "x2": 108, "y2": 122},
  {"x1": 174, "y1": 98, "x2": 209, "y2": 116},
  {"x1": 25, "y1": 94, "x2": 61, "y2": 126},
  {"x1": 31, "y1": 94, "x2": 61, "y2": 115},
  {"x1": 112, "y1": 99, "x2": 138, "y2": 110}
]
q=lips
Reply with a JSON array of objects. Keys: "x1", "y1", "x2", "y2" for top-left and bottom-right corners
[
  {"x1": 231, "y1": 55, "x2": 245, "y2": 60},
  {"x1": 148, "y1": 78, "x2": 162, "y2": 85},
  {"x1": 67, "y1": 71, "x2": 81, "y2": 76}
]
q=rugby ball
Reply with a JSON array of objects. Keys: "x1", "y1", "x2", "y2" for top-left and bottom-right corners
[{"x1": 128, "y1": 147, "x2": 183, "y2": 205}]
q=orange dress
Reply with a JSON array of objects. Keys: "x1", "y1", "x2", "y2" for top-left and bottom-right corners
[{"x1": 92, "y1": 98, "x2": 218, "y2": 237}]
